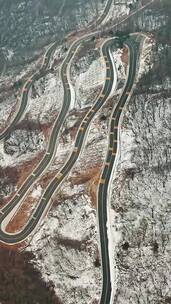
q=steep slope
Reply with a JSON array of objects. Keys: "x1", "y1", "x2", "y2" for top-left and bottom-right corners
[{"x1": 0, "y1": 1, "x2": 170, "y2": 304}]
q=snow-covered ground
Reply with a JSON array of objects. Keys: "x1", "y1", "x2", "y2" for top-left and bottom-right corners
[
  {"x1": 70, "y1": 47, "x2": 105, "y2": 109},
  {"x1": 1, "y1": 9, "x2": 170, "y2": 301},
  {"x1": 101, "y1": 1, "x2": 130, "y2": 26},
  {"x1": 25, "y1": 53, "x2": 120, "y2": 302},
  {"x1": 27, "y1": 69, "x2": 63, "y2": 124},
  {"x1": 109, "y1": 62, "x2": 171, "y2": 303},
  {"x1": 137, "y1": 36, "x2": 154, "y2": 81},
  {"x1": 31, "y1": 185, "x2": 43, "y2": 200},
  {"x1": 112, "y1": 48, "x2": 126, "y2": 81},
  {"x1": 0, "y1": 129, "x2": 45, "y2": 168},
  {"x1": 0, "y1": 93, "x2": 18, "y2": 131},
  {"x1": 27, "y1": 190, "x2": 101, "y2": 304}
]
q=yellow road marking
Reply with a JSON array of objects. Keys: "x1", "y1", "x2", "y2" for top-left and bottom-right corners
[
  {"x1": 112, "y1": 152, "x2": 116, "y2": 156},
  {"x1": 120, "y1": 107, "x2": 127, "y2": 112},
  {"x1": 106, "y1": 77, "x2": 111, "y2": 80},
  {"x1": 122, "y1": 108, "x2": 127, "y2": 113},
  {"x1": 73, "y1": 147, "x2": 78, "y2": 152},
  {"x1": 100, "y1": 179, "x2": 106, "y2": 184},
  {"x1": 32, "y1": 173, "x2": 36, "y2": 177},
  {"x1": 57, "y1": 173, "x2": 63, "y2": 180},
  {"x1": 106, "y1": 66, "x2": 110, "y2": 70},
  {"x1": 80, "y1": 127, "x2": 84, "y2": 132}
]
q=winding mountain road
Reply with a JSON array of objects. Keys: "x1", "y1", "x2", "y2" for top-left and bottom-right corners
[
  {"x1": 0, "y1": 0, "x2": 113, "y2": 230},
  {"x1": 0, "y1": 37, "x2": 117, "y2": 244},
  {"x1": 0, "y1": 42, "x2": 57, "y2": 141},
  {"x1": 0, "y1": 0, "x2": 140, "y2": 302},
  {"x1": 0, "y1": 0, "x2": 113, "y2": 141},
  {"x1": 0, "y1": 39, "x2": 137, "y2": 304},
  {"x1": 98, "y1": 39, "x2": 137, "y2": 304}
]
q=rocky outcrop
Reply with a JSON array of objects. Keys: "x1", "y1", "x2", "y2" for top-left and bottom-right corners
[{"x1": 4, "y1": 129, "x2": 45, "y2": 156}]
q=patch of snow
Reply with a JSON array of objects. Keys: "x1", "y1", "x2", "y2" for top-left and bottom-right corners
[
  {"x1": 6, "y1": 49, "x2": 14, "y2": 61},
  {"x1": 138, "y1": 37, "x2": 154, "y2": 80},
  {"x1": 0, "y1": 95, "x2": 17, "y2": 130},
  {"x1": 27, "y1": 191, "x2": 101, "y2": 303},
  {"x1": 31, "y1": 185, "x2": 43, "y2": 199},
  {"x1": 73, "y1": 56, "x2": 105, "y2": 109},
  {"x1": 27, "y1": 69, "x2": 63, "y2": 124},
  {"x1": 76, "y1": 57, "x2": 105, "y2": 91},
  {"x1": 70, "y1": 46, "x2": 105, "y2": 109},
  {"x1": 120, "y1": 129, "x2": 137, "y2": 170},
  {"x1": 110, "y1": 90, "x2": 171, "y2": 303},
  {"x1": 0, "y1": 130, "x2": 45, "y2": 168},
  {"x1": 102, "y1": 2, "x2": 130, "y2": 25},
  {"x1": 112, "y1": 48, "x2": 126, "y2": 80},
  {"x1": 108, "y1": 46, "x2": 118, "y2": 98}
]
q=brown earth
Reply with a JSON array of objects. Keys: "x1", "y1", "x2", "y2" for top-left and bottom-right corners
[
  {"x1": 6, "y1": 195, "x2": 38, "y2": 234},
  {"x1": 121, "y1": 46, "x2": 128, "y2": 65},
  {"x1": 6, "y1": 162, "x2": 103, "y2": 234},
  {"x1": 70, "y1": 165, "x2": 102, "y2": 209},
  {"x1": 1, "y1": 151, "x2": 44, "y2": 209}
]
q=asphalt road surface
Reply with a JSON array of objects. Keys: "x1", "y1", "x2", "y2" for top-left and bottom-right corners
[
  {"x1": 0, "y1": 0, "x2": 114, "y2": 243},
  {"x1": 0, "y1": 37, "x2": 116, "y2": 244},
  {"x1": 0, "y1": 37, "x2": 137, "y2": 304},
  {"x1": 98, "y1": 39, "x2": 137, "y2": 304},
  {"x1": 0, "y1": 0, "x2": 112, "y2": 141},
  {"x1": 0, "y1": 42, "x2": 57, "y2": 141},
  {"x1": 0, "y1": 1, "x2": 138, "y2": 302}
]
